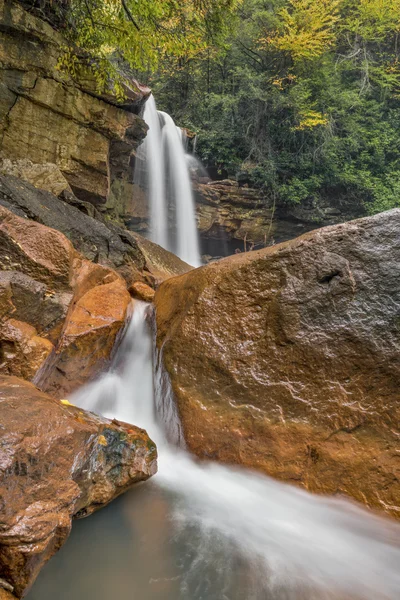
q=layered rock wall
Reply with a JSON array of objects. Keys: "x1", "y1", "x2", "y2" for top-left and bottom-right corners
[
  {"x1": 195, "y1": 179, "x2": 367, "y2": 257},
  {"x1": 0, "y1": 0, "x2": 148, "y2": 217}
]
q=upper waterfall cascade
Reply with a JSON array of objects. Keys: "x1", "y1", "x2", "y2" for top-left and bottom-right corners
[
  {"x1": 135, "y1": 95, "x2": 201, "y2": 267},
  {"x1": 66, "y1": 302, "x2": 400, "y2": 600}
]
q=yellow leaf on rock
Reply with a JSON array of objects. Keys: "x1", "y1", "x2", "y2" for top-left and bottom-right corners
[
  {"x1": 60, "y1": 399, "x2": 75, "y2": 407},
  {"x1": 98, "y1": 435, "x2": 108, "y2": 446}
]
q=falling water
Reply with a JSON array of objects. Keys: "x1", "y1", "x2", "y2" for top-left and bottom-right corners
[
  {"x1": 30, "y1": 303, "x2": 400, "y2": 600},
  {"x1": 134, "y1": 96, "x2": 201, "y2": 267},
  {"x1": 135, "y1": 96, "x2": 168, "y2": 250}
]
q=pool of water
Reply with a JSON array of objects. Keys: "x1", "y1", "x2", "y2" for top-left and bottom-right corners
[{"x1": 29, "y1": 480, "x2": 350, "y2": 600}]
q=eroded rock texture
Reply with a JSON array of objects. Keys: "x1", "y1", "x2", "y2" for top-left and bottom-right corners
[
  {"x1": 0, "y1": 174, "x2": 191, "y2": 287},
  {"x1": 195, "y1": 180, "x2": 273, "y2": 248},
  {"x1": 195, "y1": 179, "x2": 367, "y2": 258},
  {"x1": 156, "y1": 209, "x2": 400, "y2": 517},
  {"x1": 0, "y1": 202, "x2": 131, "y2": 395},
  {"x1": 0, "y1": 0, "x2": 147, "y2": 217},
  {"x1": 0, "y1": 375, "x2": 157, "y2": 598}
]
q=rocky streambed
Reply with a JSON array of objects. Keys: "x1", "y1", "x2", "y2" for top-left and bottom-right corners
[{"x1": 0, "y1": 172, "x2": 399, "y2": 597}]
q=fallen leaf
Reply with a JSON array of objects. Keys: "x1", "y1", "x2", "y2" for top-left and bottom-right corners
[{"x1": 60, "y1": 399, "x2": 74, "y2": 407}]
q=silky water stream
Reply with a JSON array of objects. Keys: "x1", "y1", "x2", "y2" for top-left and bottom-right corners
[{"x1": 29, "y1": 302, "x2": 400, "y2": 600}]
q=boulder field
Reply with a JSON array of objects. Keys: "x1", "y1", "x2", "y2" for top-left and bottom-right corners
[
  {"x1": 0, "y1": 201, "x2": 131, "y2": 396},
  {"x1": 0, "y1": 171, "x2": 191, "y2": 396},
  {"x1": 155, "y1": 209, "x2": 400, "y2": 518}
]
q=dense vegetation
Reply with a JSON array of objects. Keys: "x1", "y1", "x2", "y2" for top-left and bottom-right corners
[
  {"x1": 56, "y1": 0, "x2": 400, "y2": 214},
  {"x1": 149, "y1": 0, "x2": 400, "y2": 214}
]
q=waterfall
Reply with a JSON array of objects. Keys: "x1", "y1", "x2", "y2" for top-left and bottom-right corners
[
  {"x1": 134, "y1": 95, "x2": 201, "y2": 267},
  {"x1": 135, "y1": 96, "x2": 168, "y2": 251},
  {"x1": 67, "y1": 302, "x2": 400, "y2": 600}
]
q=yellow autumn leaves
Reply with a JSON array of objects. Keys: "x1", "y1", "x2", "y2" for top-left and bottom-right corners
[{"x1": 261, "y1": 0, "x2": 400, "y2": 62}]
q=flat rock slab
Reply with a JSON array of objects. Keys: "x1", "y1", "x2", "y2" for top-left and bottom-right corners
[{"x1": 0, "y1": 376, "x2": 157, "y2": 598}]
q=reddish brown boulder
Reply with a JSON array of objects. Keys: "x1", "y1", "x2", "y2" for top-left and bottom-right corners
[
  {"x1": 43, "y1": 278, "x2": 131, "y2": 397},
  {"x1": 155, "y1": 209, "x2": 400, "y2": 518},
  {"x1": 0, "y1": 375, "x2": 157, "y2": 598},
  {"x1": 0, "y1": 204, "x2": 131, "y2": 393},
  {"x1": 0, "y1": 589, "x2": 16, "y2": 600},
  {"x1": 129, "y1": 281, "x2": 155, "y2": 303},
  {"x1": 0, "y1": 319, "x2": 53, "y2": 379}
]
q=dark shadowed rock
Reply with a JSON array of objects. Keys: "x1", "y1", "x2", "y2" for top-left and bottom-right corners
[
  {"x1": 0, "y1": 375, "x2": 157, "y2": 598},
  {"x1": 155, "y1": 209, "x2": 400, "y2": 518},
  {"x1": 0, "y1": 174, "x2": 192, "y2": 287},
  {"x1": 129, "y1": 232, "x2": 192, "y2": 285},
  {"x1": 0, "y1": 174, "x2": 146, "y2": 277}
]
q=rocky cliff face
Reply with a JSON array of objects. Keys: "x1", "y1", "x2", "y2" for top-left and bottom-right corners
[
  {"x1": 155, "y1": 209, "x2": 400, "y2": 518},
  {"x1": 0, "y1": 0, "x2": 148, "y2": 219},
  {"x1": 0, "y1": 199, "x2": 131, "y2": 395},
  {"x1": 195, "y1": 180, "x2": 367, "y2": 258},
  {"x1": 0, "y1": 375, "x2": 156, "y2": 598}
]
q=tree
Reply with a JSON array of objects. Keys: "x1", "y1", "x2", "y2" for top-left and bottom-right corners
[
  {"x1": 149, "y1": 0, "x2": 400, "y2": 214},
  {"x1": 55, "y1": 0, "x2": 241, "y2": 95}
]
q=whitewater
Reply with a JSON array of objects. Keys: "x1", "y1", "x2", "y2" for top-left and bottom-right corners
[{"x1": 46, "y1": 301, "x2": 400, "y2": 600}]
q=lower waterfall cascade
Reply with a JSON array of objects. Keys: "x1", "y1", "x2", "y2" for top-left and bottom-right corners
[
  {"x1": 134, "y1": 95, "x2": 201, "y2": 268},
  {"x1": 29, "y1": 302, "x2": 400, "y2": 600}
]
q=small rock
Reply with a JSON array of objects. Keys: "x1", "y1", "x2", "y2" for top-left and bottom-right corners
[{"x1": 128, "y1": 281, "x2": 155, "y2": 303}]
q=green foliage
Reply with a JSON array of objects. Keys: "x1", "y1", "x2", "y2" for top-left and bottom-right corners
[
  {"x1": 149, "y1": 0, "x2": 400, "y2": 215},
  {"x1": 58, "y1": 0, "x2": 241, "y2": 93}
]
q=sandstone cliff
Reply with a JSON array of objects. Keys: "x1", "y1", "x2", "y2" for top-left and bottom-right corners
[
  {"x1": 195, "y1": 179, "x2": 367, "y2": 258},
  {"x1": 0, "y1": 0, "x2": 148, "y2": 220}
]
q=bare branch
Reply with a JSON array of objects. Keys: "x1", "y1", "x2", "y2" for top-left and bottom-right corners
[{"x1": 121, "y1": 0, "x2": 140, "y2": 31}]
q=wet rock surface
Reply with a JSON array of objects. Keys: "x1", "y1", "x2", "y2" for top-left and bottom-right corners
[
  {"x1": 0, "y1": 375, "x2": 157, "y2": 598},
  {"x1": 0, "y1": 174, "x2": 192, "y2": 287},
  {"x1": 0, "y1": 174, "x2": 146, "y2": 279},
  {"x1": 42, "y1": 277, "x2": 131, "y2": 397},
  {"x1": 155, "y1": 209, "x2": 400, "y2": 517},
  {"x1": 129, "y1": 281, "x2": 156, "y2": 303},
  {"x1": 0, "y1": 202, "x2": 131, "y2": 394}
]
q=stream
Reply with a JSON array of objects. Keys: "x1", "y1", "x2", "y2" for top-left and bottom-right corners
[{"x1": 29, "y1": 301, "x2": 400, "y2": 600}]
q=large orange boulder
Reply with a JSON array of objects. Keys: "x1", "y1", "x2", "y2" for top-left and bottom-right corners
[
  {"x1": 43, "y1": 278, "x2": 130, "y2": 396},
  {"x1": 155, "y1": 209, "x2": 400, "y2": 518},
  {"x1": 0, "y1": 376, "x2": 157, "y2": 598},
  {"x1": 0, "y1": 205, "x2": 130, "y2": 394}
]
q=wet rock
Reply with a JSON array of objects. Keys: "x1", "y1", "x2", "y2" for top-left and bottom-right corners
[
  {"x1": 0, "y1": 318, "x2": 53, "y2": 379},
  {"x1": 0, "y1": 271, "x2": 70, "y2": 340},
  {"x1": 155, "y1": 209, "x2": 400, "y2": 518},
  {"x1": 0, "y1": 204, "x2": 130, "y2": 391},
  {"x1": 130, "y1": 232, "x2": 192, "y2": 285},
  {"x1": 43, "y1": 278, "x2": 131, "y2": 397},
  {"x1": 0, "y1": 174, "x2": 192, "y2": 287},
  {"x1": 129, "y1": 281, "x2": 155, "y2": 303},
  {"x1": 0, "y1": 375, "x2": 157, "y2": 598},
  {"x1": 0, "y1": 174, "x2": 145, "y2": 278},
  {"x1": 0, "y1": 589, "x2": 16, "y2": 600}
]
